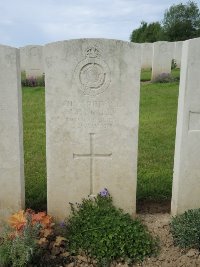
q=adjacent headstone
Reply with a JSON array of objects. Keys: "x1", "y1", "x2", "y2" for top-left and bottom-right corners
[
  {"x1": 151, "y1": 41, "x2": 174, "y2": 81},
  {"x1": 20, "y1": 45, "x2": 44, "y2": 77},
  {"x1": 45, "y1": 39, "x2": 141, "y2": 221},
  {"x1": 173, "y1": 41, "x2": 183, "y2": 68},
  {"x1": 171, "y1": 38, "x2": 200, "y2": 215},
  {"x1": 0, "y1": 45, "x2": 24, "y2": 222},
  {"x1": 141, "y1": 43, "x2": 153, "y2": 69}
]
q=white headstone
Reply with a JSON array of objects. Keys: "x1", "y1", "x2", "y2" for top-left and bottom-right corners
[
  {"x1": 151, "y1": 41, "x2": 174, "y2": 81},
  {"x1": 141, "y1": 43, "x2": 153, "y2": 69},
  {"x1": 45, "y1": 39, "x2": 141, "y2": 221},
  {"x1": 20, "y1": 45, "x2": 44, "y2": 78},
  {"x1": 0, "y1": 45, "x2": 24, "y2": 222},
  {"x1": 173, "y1": 41, "x2": 183, "y2": 68},
  {"x1": 171, "y1": 38, "x2": 200, "y2": 215}
]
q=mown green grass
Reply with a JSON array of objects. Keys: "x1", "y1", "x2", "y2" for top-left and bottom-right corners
[
  {"x1": 22, "y1": 87, "x2": 46, "y2": 210},
  {"x1": 137, "y1": 82, "x2": 179, "y2": 201},
  {"x1": 22, "y1": 71, "x2": 180, "y2": 210},
  {"x1": 172, "y1": 68, "x2": 181, "y2": 80}
]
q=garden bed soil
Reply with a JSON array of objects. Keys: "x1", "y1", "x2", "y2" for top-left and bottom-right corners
[
  {"x1": 132, "y1": 213, "x2": 200, "y2": 267},
  {"x1": 137, "y1": 200, "x2": 171, "y2": 214}
]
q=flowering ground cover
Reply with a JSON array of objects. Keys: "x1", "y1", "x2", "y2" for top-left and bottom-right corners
[{"x1": 0, "y1": 192, "x2": 158, "y2": 266}]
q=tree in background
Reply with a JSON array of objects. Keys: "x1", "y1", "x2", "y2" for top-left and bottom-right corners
[
  {"x1": 130, "y1": 1, "x2": 200, "y2": 42},
  {"x1": 162, "y1": 1, "x2": 200, "y2": 41},
  {"x1": 130, "y1": 21, "x2": 165, "y2": 43}
]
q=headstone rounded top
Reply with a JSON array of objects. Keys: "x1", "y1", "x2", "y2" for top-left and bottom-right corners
[
  {"x1": 0, "y1": 44, "x2": 17, "y2": 50},
  {"x1": 153, "y1": 41, "x2": 168, "y2": 44},
  {"x1": 20, "y1": 44, "x2": 43, "y2": 48},
  {"x1": 45, "y1": 38, "x2": 138, "y2": 48}
]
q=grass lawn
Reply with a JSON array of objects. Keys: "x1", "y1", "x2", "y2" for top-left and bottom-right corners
[
  {"x1": 22, "y1": 87, "x2": 46, "y2": 210},
  {"x1": 138, "y1": 81, "x2": 179, "y2": 201},
  {"x1": 22, "y1": 70, "x2": 180, "y2": 210}
]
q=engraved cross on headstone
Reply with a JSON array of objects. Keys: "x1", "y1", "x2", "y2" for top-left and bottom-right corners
[{"x1": 73, "y1": 133, "x2": 112, "y2": 196}]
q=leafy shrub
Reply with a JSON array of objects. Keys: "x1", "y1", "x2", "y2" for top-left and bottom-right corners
[
  {"x1": 0, "y1": 210, "x2": 53, "y2": 267},
  {"x1": 153, "y1": 73, "x2": 175, "y2": 83},
  {"x1": 170, "y1": 209, "x2": 200, "y2": 249},
  {"x1": 66, "y1": 189, "x2": 158, "y2": 266},
  {"x1": 171, "y1": 59, "x2": 177, "y2": 70},
  {"x1": 21, "y1": 73, "x2": 45, "y2": 87}
]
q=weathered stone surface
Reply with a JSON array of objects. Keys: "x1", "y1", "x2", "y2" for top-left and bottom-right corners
[
  {"x1": 141, "y1": 43, "x2": 153, "y2": 69},
  {"x1": 173, "y1": 41, "x2": 183, "y2": 68},
  {"x1": 20, "y1": 45, "x2": 44, "y2": 77},
  {"x1": 151, "y1": 41, "x2": 174, "y2": 81},
  {"x1": 45, "y1": 39, "x2": 141, "y2": 221},
  {"x1": 0, "y1": 45, "x2": 24, "y2": 222},
  {"x1": 171, "y1": 38, "x2": 200, "y2": 215}
]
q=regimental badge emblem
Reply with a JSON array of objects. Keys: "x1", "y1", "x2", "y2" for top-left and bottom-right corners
[{"x1": 74, "y1": 45, "x2": 111, "y2": 96}]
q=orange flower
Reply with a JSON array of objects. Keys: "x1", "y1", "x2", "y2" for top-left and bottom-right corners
[
  {"x1": 32, "y1": 212, "x2": 52, "y2": 227},
  {"x1": 32, "y1": 211, "x2": 46, "y2": 223},
  {"x1": 41, "y1": 214, "x2": 52, "y2": 227},
  {"x1": 8, "y1": 210, "x2": 26, "y2": 231}
]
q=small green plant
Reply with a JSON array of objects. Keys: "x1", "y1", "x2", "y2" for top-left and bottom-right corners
[
  {"x1": 171, "y1": 59, "x2": 177, "y2": 70},
  {"x1": 170, "y1": 209, "x2": 200, "y2": 249},
  {"x1": 66, "y1": 189, "x2": 158, "y2": 266},
  {"x1": 0, "y1": 218, "x2": 40, "y2": 267}
]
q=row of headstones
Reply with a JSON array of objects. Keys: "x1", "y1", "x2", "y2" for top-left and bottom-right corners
[
  {"x1": 141, "y1": 41, "x2": 183, "y2": 77},
  {"x1": 0, "y1": 38, "x2": 198, "y2": 222},
  {"x1": 20, "y1": 41, "x2": 182, "y2": 80}
]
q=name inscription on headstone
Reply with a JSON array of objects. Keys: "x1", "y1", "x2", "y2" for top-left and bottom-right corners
[{"x1": 63, "y1": 100, "x2": 120, "y2": 129}]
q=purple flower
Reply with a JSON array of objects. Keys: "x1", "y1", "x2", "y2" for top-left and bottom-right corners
[
  {"x1": 60, "y1": 221, "x2": 65, "y2": 227},
  {"x1": 99, "y1": 188, "x2": 109, "y2": 197}
]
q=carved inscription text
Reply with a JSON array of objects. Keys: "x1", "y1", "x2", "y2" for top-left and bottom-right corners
[{"x1": 63, "y1": 100, "x2": 120, "y2": 129}]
